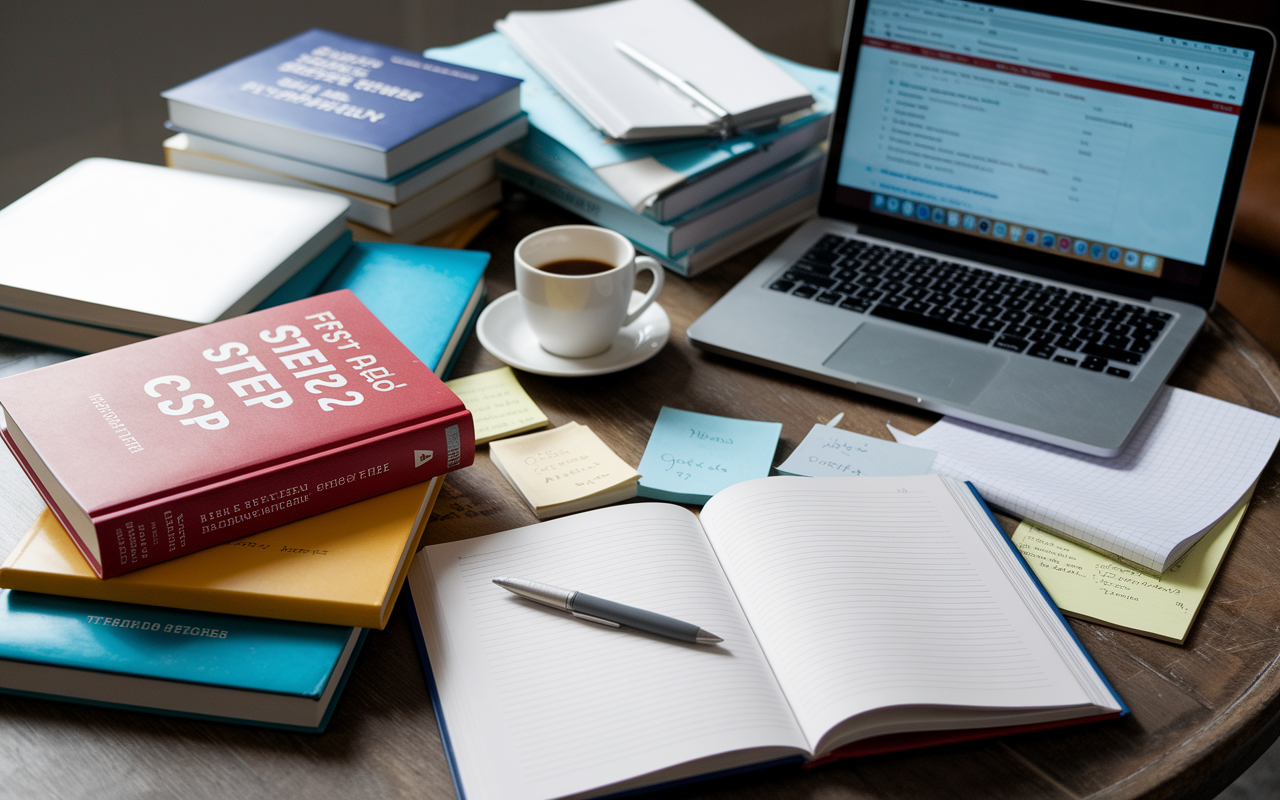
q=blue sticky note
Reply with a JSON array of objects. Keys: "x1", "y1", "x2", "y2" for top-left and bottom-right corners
[
  {"x1": 636, "y1": 407, "x2": 782, "y2": 505},
  {"x1": 775, "y1": 425, "x2": 936, "y2": 478}
]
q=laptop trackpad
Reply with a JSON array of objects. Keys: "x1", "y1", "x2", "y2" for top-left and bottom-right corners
[{"x1": 824, "y1": 323, "x2": 1007, "y2": 405}]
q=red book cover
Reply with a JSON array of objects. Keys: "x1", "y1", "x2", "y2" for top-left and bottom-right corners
[{"x1": 0, "y1": 289, "x2": 474, "y2": 577}]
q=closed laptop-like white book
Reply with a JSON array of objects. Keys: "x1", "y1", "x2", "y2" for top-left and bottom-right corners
[
  {"x1": 0, "y1": 158, "x2": 349, "y2": 337},
  {"x1": 496, "y1": 0, "x2": 814, "y2": 141}
]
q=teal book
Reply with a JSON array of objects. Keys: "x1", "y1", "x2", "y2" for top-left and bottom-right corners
[
  {"x1": 636, "y1": 407, "x2": 783, "y2": 505},
  {"x1": 0, "y1": 588, "x2": 364, "y2": 731},
  {"x1": 318, "y1": 242, "x2": 489, "y2": 379}
]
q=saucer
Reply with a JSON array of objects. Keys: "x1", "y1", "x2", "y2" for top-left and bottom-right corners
[{"x1": 476, "y1": 291, "x2": 670, "y2": 377}]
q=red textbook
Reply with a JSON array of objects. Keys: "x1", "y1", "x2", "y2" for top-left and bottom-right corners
[{"x1": 0, "y1": 290, "x2": 474, "y2": 578}]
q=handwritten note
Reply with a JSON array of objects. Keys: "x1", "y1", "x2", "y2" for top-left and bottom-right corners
[
  {"x1": 488, "y1": 422, "x2": 640, "y2": 518},
  {"x1": 445, "y1": 366, "x2": 549, "y2": 444},
  {"x1": 1010, "y1": 491, "x2": 1251, "y2": 644},
  {"x1": 636, "y1": 407, "x2": 781, "y2": 505},
  {"x1": 776, "y1": 425, "x2": 935, "y2": 478}
]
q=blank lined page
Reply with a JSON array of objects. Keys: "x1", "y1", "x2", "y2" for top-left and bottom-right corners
[
  {"x1": 700, "y1": 475, "x2": 1095, "y2": 749},
  {"x1": 892, "y1": 387, "x2": 1280, "y2": 572},
  {"x1": 410, "y1": 503, "x2": 807, "y2": 800}
]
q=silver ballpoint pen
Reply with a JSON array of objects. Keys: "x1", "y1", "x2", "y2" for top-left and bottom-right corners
[
  {"x1": 493, "y1": 576, "x2": 724, "y2": 645},
  {"x1": 614, "y1": 40, "x2": 735, "y2": 139}
]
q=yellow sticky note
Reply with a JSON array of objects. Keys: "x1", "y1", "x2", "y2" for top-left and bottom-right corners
[
  {"x1": 488, "y1": 422, "x2": 640, "y2": 518},
  {"x1": 446, "y1": 366, "x2": 549, "y2": 444},
  {"x1": 1011, "y1": 493, "x2": 1251, "y2": 644}
]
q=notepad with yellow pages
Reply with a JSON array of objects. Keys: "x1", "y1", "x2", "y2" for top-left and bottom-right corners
[
  {"x1": 488, "y1": 422, "x2": 640, "y2": 518},
  {"x1": 1011, "y1": 489, "x2": 1252, "y2": 644},
  {"x1": 0, "y1": 478, "x2": 442, "y2": 628},
  {"x1": 407, "y1": 475, "x2": 1125, "y2": 800},
  {"x1": 445, "y1": 366, "x2": 548, "y2": 444}
]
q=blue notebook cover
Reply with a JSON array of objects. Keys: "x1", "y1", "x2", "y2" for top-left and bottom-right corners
[
  {"x1": 256, "y1": 230, "x2": 354, "y2": 310},
  {"x1": 318, "y1": 243, "x2": 489, "y2": 378},
  {"x1": 163, "y1": 29, "x2": 521, "y2": 154},
  {"x1": 0, "y1": 588, "x2": 363, "y2": 731},
  {"x1": 0, "y1": 590, "x2": 352, "y2": 695}
]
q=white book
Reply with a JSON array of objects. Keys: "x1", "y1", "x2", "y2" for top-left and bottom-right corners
[
  {"x1": 408, "y1": 475, "x2": 1125, "y2": 800},
  {"x1": 891, "y1": 386, "x2": 1280, "y2": 573},
  {"x1": 496, "y1": 0, "x2": 814, "y2": 141},
  {"x1": 165, "y1": 116, "x2": 527, "y2": 204},
  {"x1": 166, "y1": 135, "x2": 495, "y2": 234},
  {"x1": 0, "y1": 159, "x2": 348, "y2": 337}
]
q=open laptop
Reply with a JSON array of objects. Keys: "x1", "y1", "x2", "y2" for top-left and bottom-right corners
[{"x1": 687, "y1": 0, "x2": 1274, "y2": 456}]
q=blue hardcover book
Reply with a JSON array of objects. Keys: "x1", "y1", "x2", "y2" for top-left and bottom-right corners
[
  {"x1": 0, "y1": 589, "x2": 364, "y2": 732},
  {"x1": 318, "y1": 243, "x2": 489, "y2": 379},
  {"x1": 163, "y1": 29, "x2": 522, "y2": 180}
]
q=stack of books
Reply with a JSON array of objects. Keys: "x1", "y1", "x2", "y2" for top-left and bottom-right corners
[
  {"x1": 426, "y1": 0, "x2": 838, "y2": 276},
  {"x1": 0, "y1": 236, "x2": 493, "y2": 730},
  {"x1": 161, "y1": 29, "x2": 526, "y2": 244}
]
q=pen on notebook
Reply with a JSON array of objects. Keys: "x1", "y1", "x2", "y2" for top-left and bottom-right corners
[
  {"x1": 613, "y1": 40, "x2": 735, "y2": 139},
  {"x1": 493, "y1": 576, "x2": 723, "y2": 645}
]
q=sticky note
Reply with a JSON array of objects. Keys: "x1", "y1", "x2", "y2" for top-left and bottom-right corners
[
  {"x1": 776, "y1": 425, "x2": 935, "y2": 478},
  {"x1": 489, "y1": 422, "x2": 640, "y2": 519},
  {"x1": 445, "y1": 366, "x2": 549, "y2": 444},
  {"x1": 1010, "y1": 491, "x2": 1250, "y2": 644},
  {"x1": 636, "y1": 407, "x2": 782, "y2": 505}
]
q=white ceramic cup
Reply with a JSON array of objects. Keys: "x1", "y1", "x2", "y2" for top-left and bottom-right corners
[{"x1": 514, "y1": 225, "x2": 664, "y2": 358}]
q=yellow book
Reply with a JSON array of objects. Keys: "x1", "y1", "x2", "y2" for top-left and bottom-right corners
[
  {"x1": 0, "y1": 478, "x2": 443, "y2": 629},
  {"x1": 1010, "y1": 488, "x2": 1251, "y2": 644}
]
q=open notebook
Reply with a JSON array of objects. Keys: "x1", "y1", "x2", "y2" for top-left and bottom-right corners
[{"x1": 407, "y1": 475, "x2": 1124, "y2": 800}]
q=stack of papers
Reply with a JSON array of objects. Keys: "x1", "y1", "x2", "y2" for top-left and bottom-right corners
[{"x1": 892, "y1": 386, "x2": 1280, "y2": 573}]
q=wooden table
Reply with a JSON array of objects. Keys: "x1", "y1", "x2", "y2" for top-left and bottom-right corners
[{"x1": 2, "y1": 193, "x2": 1279, "y2": 799}]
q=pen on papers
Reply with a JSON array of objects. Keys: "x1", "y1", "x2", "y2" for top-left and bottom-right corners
[
  {"x1": 493, "y1": 576, "x2": 724, "y2": 645},
  {"x1": 613, "y1": 40, "x2": 735, "y2": 139}
]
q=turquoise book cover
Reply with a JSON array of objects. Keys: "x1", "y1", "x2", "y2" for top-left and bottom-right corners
[
  {"x1": 0, "y1": 590, "x2": 351, "y2": 695},
  {"x1": 319, "y1": 243, "x2": 490, "y2": 378}
]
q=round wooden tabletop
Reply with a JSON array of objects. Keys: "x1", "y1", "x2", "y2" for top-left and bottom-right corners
[{"x1": 1, "y1": 194, "x2": 1278, "y2": 799}]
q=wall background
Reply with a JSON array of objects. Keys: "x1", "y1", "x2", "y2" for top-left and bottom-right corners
[{"x1": 2, "y1": 0, "x2": 1274, "y2": 211}]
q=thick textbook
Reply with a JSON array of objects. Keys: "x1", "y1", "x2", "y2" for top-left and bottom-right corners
[
  {"x1": 166, "y1": 135, "x2": 497, "y2": 235},
  {"x1": 0, "y1": 291, "x2": 474, "y2": 578},
  {"x1": 426, "y1": 32, "x2": 835, "y2": 217},
  {"x1": 408, "y1": 475, "x2": 1125, "y2": 800},
  {"x1": 164, "y1": 114, "x2": 527, "y2": 204},
  {"x1": 0, "y1": 158, "x2": 349, "y2": 338},
  {"x1": 0, "y1": 478, "x2": 441, "y2": 629},
  {"x1": 163, "y1": 29, "x2": 521, "y2": 180},
  {"x1": 496, "y1": 0, "x2": 813, "y2": 141},
  {"x1": 0, "y1": 588, "x2": 362, "y2": 731}
]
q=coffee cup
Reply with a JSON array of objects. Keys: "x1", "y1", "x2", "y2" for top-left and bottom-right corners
[{"x1": 514, "y1": 225, "x2": 664, "y2": 358}]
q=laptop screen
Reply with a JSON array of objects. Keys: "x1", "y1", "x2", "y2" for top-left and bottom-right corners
[{"x1": 823, "y1": 0, "x2": 1274, "y2": 305}]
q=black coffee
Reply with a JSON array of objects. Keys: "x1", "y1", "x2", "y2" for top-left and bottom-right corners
[{"x1": 537, "y1": 258, "x2": 615, "y2": 275}]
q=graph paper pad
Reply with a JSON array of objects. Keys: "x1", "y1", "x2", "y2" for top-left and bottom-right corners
[{"x1": 891, "y1": 387, "x2": 1280, "y2": 573}]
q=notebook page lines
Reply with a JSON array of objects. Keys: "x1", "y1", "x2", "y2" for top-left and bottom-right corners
[
  {"x1": 436, "y1": 504, "x2": 806, "y2": 797},
  {"x1": 908, "y1": 387, "x2": 1280, "y2": 571},
  {"x1": 702, "y1": 480, "x2": 1063, "y2": 744}
]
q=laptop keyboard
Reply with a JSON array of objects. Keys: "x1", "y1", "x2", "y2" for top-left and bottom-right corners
[{"x1": 768, "y1": 234, "x2": 1172, "y2": 379}]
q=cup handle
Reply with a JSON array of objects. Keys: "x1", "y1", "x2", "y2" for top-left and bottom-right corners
[{"x1": 623, "y1": 256, "x2": 665, "y2": 327}]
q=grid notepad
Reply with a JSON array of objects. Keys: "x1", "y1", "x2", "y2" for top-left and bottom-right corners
[{"x1": 891, "y1": 387, "x2": 1280, "y2": 573}]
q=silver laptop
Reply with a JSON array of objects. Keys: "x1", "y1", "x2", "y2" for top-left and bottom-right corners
[{"x1": 688, "y1": 0, "x2": 1274, "y2": 456}]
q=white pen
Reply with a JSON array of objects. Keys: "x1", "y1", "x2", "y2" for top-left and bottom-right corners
[
  {"x1": 614, "y1": 40, "x2": 735, "y2": 138},
  {"x1": 494, "y1": 576, "x2": 723, "y2": 645}
]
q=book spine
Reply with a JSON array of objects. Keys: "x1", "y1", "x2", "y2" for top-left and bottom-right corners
[
  {"x1": 494, "y1": 161, "x2": 675, "y2": 254},
  {"x1": 90, "y1": 410, "x2": 474, "y2": 577}
]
